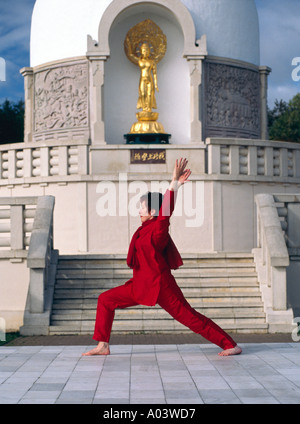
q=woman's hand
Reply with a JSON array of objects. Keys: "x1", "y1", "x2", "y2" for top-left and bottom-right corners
[{"x1": 169, "y1": 158, "x2": 192, "y2": 191}]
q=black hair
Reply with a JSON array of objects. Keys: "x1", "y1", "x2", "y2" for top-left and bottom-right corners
[{"x1": 140, "y1": 192, "x2": 163, "y2": 216}]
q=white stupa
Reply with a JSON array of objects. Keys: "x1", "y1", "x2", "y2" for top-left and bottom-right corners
[
  {"x1": 31, "y1": 0, "x2": 259, "y2": 67},
  {"x1": 28, "y1": 0, "x2": 263, "y2": 144},
  {"x1": 4, "y1": 0, "x2": 297, "y2": 339}
]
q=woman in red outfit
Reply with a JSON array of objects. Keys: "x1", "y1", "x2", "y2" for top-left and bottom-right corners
[{"x1": 83, "y1": 158, "x2": 242, "y2": 357}]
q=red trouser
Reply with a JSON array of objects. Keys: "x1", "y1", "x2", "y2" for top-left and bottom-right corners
[{"x1": 93, "y1": 276, "x2": 236, "y2": 350}]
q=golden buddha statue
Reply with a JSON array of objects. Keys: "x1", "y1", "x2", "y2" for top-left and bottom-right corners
[{"x1": 124, "y1": 19, "x2": 167, "y2": 135}]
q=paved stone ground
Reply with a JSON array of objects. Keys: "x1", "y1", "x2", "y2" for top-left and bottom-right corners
[{"x1": 1, "y1": 334, "x2": 300, "y2": 404}]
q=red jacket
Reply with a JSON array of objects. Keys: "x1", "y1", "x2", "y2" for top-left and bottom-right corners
[{"x1": 126, "y1": 189, "x2": 183, "y2": 306}]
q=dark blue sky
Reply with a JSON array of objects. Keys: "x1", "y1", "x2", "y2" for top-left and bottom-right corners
[
  {"x1": 0, "y1": 0, "x2": 299, "y2": 107},
  {"x1": 0, "y1": 0, "x2": 35, "y2": 102}
]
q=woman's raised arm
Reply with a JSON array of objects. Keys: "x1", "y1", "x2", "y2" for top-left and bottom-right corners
[{"x1": 169, "y1": 158, "x2": 191, "y2": 192}]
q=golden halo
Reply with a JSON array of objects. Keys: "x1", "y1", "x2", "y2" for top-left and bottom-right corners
[{"x1": 124, "y1": 19, "x2": 167, "y2": 65}]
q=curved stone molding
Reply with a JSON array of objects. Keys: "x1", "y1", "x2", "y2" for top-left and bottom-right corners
[{"x1": 87, "y1": 0, "x2": 207, "y2": 58}]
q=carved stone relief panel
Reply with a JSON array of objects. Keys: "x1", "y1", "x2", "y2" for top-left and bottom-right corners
[
  {"x1": 34, "y1": 62, "x2": 89, "y2": 134},
  {"x1": 204, "y1": 61, "x2": 260, "y2": 139}
]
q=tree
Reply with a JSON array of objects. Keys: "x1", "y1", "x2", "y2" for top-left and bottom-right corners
[
  {"x1": 268, "y1": 94, "x2": 300, "y2": 143},
  {"x1": 268, "y1": 99, "x2": 288, "y2": 128},
  {"x1": 0, "y1": 99, "x2": 24, "y2": 144}
]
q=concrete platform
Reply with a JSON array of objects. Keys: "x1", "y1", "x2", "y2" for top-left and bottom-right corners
[{"x1": 1, "y1": 338, "x2": 300, "y2": 404}]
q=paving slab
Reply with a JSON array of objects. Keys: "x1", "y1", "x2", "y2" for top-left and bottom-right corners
[{"x1": 1, "y1": 342, "x2": 300, "y2": 404}]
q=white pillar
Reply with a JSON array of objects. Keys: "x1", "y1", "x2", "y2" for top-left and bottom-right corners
[
  {"x1": 20, "y1": 67, "x2": 34, "y2": 143},
  {"x1": 187, "y1": 56, "x2": 206, "y2": 143},
  {"x1": 259, "y1": 66, "x2": 272, "y2": 141},
  {"x1": 87, "y1": 53, "x2": 108, "y2": 145}
]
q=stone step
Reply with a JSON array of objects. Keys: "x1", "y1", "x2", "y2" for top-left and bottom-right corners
[
  {"x1": 52, "y1": 288, "x2": 262, "y2": 301},
  {"x1": 54, "y1": 275, "x2": 259, "y2": 286},
  {"x1": 52, "y1": 297, "x2": 264, "y2": 310},
  {"x1": 53, "y1": 279, "x2": 259, "y2": 290},
  {"x1": 56, "y1": 254, "x2": 256, "y2": 269},
  {"x1": 51, "y1": 303, "x2": 265, "y2": 314},
  {"x1": 51, "y1": 307, "x2": 266, "y2": 321},
  {"x1": 55, "y1": 270, "x2": 258, "y2": 281},
  {"x1": 49, "y1": 253, "x2": 267, "y2": 335},
  {"x1": 57, "y1": 253, "x2": 254, "y2": 261},
  {"x1": 57, "y1": 259, "x2": 256, "y2": 267},
  {"x1": 57, "y1": 260, "x2": 256, "y2": 270}
]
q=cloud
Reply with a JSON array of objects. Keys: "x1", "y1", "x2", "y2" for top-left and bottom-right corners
[
  {"x1": 0, "y1": 0, "x2": 35, "y2": 101},
  {"x1": 0, "y1": 0, "x2": 35, "y2": 58},
  {"x1": 0, "y1": 0, "x2": 35, "y2": 27}
]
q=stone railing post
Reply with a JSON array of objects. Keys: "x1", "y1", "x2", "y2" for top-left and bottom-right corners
[
  {"x1": 87, "y1": 42, "x2": 109, "y2": 145},
  {"x1": 259, "y1": 66, "x2": 272, "y2": 140},
  {"x1": 77, "y1": 144, "x2": 89, "y2": 175},
  {"x1": 26, "y1": 196, "x2": 55, "y2": 314},
  {"x1": 20, "y1": 67, "x2": 34, "y2": 143},
  {"x1": 207, "y1": 142, "x2": 221, "y2": 174}
]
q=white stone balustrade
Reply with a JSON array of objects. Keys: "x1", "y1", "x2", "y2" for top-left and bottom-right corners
[
  {"x1": 0, "y1": 197, "x2": 38, "y2": 256},
  {"x1": 0, "y1": 142, "x2": 89, "y2": 183},
  {"x1": 273, "y1": 194, "x2": 300, "y2": 256},
  {"x1": 1, "y1": 138, "x2": 300, "y2": 184},
  {"x1": 207, "y1": 138, "x2": 300, "y2": 180},
  {"x1": 0, "y1": 196, "x2": 58, "y2": 334},
  {"x1": 253, "y1": 193, "x2": 294, "y2": 332},
  {"x1": 21, "y1": 196, "x2": 58, "y2": 335}
]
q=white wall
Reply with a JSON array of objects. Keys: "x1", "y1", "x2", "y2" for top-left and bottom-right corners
[
  {"x1": 0, "y1": 261, "x2": 29, "y2": 332},
  {"x1": 30, "y1": 0, "x2": 112, "y2": 66},
  {"x1": 182, "y1": 0, "x2": 260, "y2": 65}
]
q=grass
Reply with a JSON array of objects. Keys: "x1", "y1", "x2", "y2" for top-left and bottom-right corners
[{"x1": 0, "y1": 332, "x2": 20, "y2": 346}]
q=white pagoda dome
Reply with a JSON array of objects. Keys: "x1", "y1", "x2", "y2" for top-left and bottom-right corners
[{"x1": 30, "y1": 0, "x2": 260, "y2": 67}]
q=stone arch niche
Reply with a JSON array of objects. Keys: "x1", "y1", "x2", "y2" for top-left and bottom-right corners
[{"x1": 86, "y1": 0, "x2": 207, "y2": 145}]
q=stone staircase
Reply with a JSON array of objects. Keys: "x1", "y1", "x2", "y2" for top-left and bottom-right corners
[{"x1": 49, "y1": 253, "x2": 268, "y2": 335}]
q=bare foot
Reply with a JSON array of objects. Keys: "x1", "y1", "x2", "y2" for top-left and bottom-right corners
[
  {"x1": 82, "y1": 342, "x2": 110, "y2": 356},
  {"x1": 218, "y1": 345, "x2": 242, "y2": 357}
]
